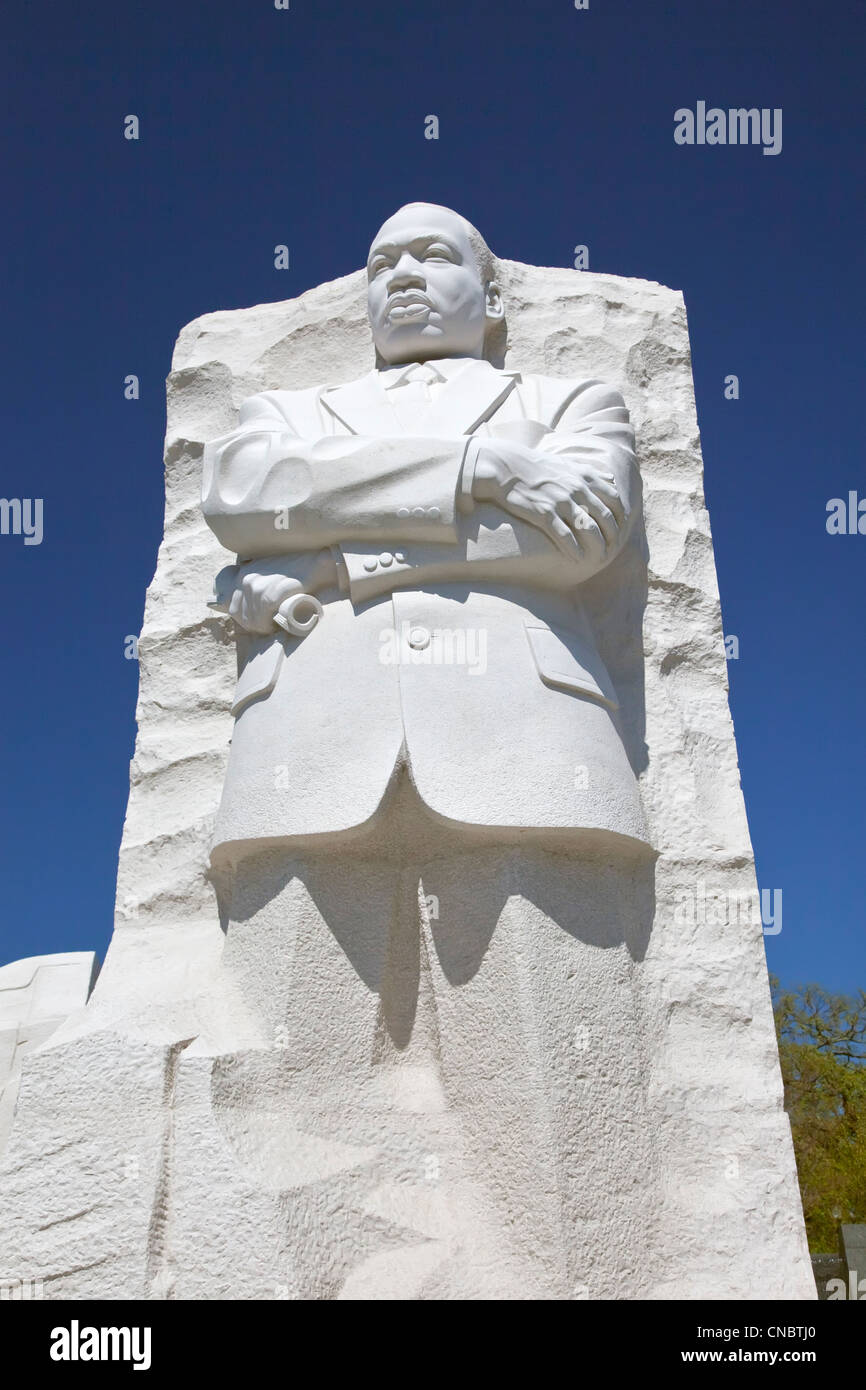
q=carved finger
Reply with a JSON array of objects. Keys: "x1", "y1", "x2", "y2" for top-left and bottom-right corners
[
  {"x1": 545, "y1": 511, "x2": 584, "y2": 559},
  {"x1": 570, "y1": 489, "x2": 618, "y2": 548},
  {"x1": 583, "y1": 474, "x2": 626, "y2": 527},
  {"x1": 570, "y1": 509, "x2": 607, "y2": 553}
]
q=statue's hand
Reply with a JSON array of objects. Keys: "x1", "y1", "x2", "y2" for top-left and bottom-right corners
[
  {"x1": 219, "y1": 552, "x2": 337, "y2": 634},
  {"x1": 471, "y1": 442, "x2": 623, "y2": 564}
]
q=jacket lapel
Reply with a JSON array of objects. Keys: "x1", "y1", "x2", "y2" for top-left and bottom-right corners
[
  {"x1": 422, "y1": 359, "x2": 521, "y2": 437},
  {"x1": 320, "y1": 372, "x2": 396, "y2": 436},
  {"x1": 321, "y1": 360, "x2": 521, "y2": 438}
]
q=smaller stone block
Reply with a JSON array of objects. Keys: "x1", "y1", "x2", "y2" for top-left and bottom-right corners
[{"x1": 0, "y1": 953, "x2": 99, "y2": 1151}]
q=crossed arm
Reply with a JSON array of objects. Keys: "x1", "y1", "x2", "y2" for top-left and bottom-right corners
[{"x1": 201, "y1": 383, "x2": 640, "y2": 634}]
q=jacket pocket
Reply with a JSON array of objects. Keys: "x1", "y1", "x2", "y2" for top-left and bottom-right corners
[{"x1": 524, "y1": 620, "x2": 619, "y2": 710}]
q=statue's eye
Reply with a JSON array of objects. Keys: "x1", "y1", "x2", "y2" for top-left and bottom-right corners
[
  {"x1": 369, "y1": 258, "x2": 390, "y2": 277},
  {"x1": 425, "y1": 245, "x2": 454, "y2": 261}
]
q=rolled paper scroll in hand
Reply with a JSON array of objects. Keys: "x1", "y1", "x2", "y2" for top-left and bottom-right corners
[
  {"x1": 207, "y1": 565, "x2": 323, "y2": 639},
  {"x1": 273, "y1": 590, "x2": 324, "y2": 637}
]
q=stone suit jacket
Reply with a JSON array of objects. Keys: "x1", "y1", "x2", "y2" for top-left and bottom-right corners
[{"x1": 201, "y1": 357, "x2": 650, "y2": 856}]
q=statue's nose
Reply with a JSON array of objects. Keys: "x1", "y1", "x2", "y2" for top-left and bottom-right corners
[{"x1": 387, "y1": 259, "x2": 425, "y2": 292}]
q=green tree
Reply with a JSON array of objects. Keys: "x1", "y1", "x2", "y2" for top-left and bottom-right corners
[{"x1": 771, "y1": 977, "x2": 866, "y2": 1251}]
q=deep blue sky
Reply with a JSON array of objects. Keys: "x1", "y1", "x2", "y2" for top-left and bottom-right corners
[{"x1": 0, "y1": 0, "x2": 863, "y2": 992}]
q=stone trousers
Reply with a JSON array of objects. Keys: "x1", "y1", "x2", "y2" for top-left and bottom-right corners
[{"x1": 211, "y1": 761, "x2": 658, "y2": 1300}]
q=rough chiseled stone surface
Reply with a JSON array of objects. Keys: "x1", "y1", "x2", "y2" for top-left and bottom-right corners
[{"x1": 0, "y1": 263, "x2": 814, "y2": 1299}]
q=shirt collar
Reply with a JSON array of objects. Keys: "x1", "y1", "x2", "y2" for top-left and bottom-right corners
[{"x1": 378, "y1": 356, "x2": 479, "y2": 390}]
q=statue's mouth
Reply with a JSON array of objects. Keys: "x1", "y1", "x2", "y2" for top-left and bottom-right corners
[{"x1": 387, "y1": 293, "x2": 432, "y2": 322}]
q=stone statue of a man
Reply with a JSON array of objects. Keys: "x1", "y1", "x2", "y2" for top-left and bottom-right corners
[
  {"x1": 203, "y1": 202, "x2": 647, "y2": 849},
  {"x1": 200, "y1": 203, "x2": 654, "y2": 1298}
]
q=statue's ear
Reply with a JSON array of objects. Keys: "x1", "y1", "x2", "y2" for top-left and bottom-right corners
[
  {"x1": 483, "y1": 282, "x2": 508, "y2": 368},
  {"x1": 485, "y1": 281, "x2": 505, "y2": 322}
]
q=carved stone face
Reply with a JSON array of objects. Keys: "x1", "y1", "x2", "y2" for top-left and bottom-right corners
[{"x1": 366, "y1": 204, "x2": 502, "y2": 366}]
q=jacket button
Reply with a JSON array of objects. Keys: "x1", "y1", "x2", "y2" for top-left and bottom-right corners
[
  {"x1": 428, "y1": 506, "x2": 441, "y2": 520},
  {"x1": 394, "y1": 551, "x2": 406, "y2": 563},
  {"x1": 379, "y1": 552, "x2": 393, "y2": 567},
  {"x1": 408, "y1": 626, "x2": 430, "y2": 650},
  {"x1": 363, "y1": 558, "x2": 377, "y2": 572},
  {"x1": 397, "y1": 507, "x2": 410, "y2": 518},
  {"x1": 411, "y1": 506, "x2": 426, "y2": 519}
]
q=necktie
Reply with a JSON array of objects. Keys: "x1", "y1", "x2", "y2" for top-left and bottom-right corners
[{"x1": 388, "y1": 362, "x2": 443, "y2": 430}]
